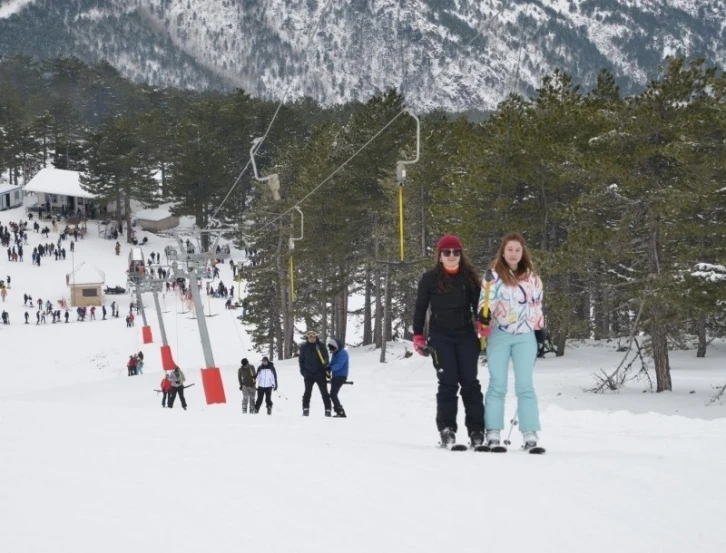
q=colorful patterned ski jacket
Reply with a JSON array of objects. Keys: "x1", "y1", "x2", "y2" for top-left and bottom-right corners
[{"x1": 478, "y1": 269, "x2": 544, "y2": 334}]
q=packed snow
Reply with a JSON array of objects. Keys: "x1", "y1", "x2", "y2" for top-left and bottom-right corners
[{"x1": 0, "y1": 201, "x2": 725, "y2": 553}]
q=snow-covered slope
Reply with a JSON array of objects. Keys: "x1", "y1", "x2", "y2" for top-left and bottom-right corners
[
  {"x1": 1, "y1": 0, "x2": 725, "y2": 111},
  {"x1": 0, "y1": 201, "x2": 725, "y2": 552}
]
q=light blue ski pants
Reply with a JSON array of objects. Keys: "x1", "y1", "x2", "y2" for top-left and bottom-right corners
[{"x1": 484, "y1": 329, "x2": 540, "y2": 432}]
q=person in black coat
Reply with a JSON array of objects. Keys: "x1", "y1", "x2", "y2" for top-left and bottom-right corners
[
  {"x1": 298, "y1": 330, "x2": 332, "y2": 416},
  {"x1": 412, "y1": 234, "x2": 485, "y2": 448}
]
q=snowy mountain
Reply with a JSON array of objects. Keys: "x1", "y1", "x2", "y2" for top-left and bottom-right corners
[{"x1": 1, "y1": 0, "x2": 725, "y2": 112}]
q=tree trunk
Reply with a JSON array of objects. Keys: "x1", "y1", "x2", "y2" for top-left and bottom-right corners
[
  {"x1": 402, "y1": 280, "x2": 415, "y2": 341},
  {"x1": 363, "y1": 263, "x2": 373, "y2": 345},
  {"x1": 124, "y1": 192, "x2": 133, "y2": 244},
  {"x1": 115, "y1": 189, "x2": 123, "y2": 231},
  {"x1": 552, "y1": 274, "x2": 569, "y2": 357},
  {"x1": 647, "y1": 221, "x2": 672, "y2": 392},
  {"x1": 330, "y1": 295, "x2": 337, "y2": 338},
  {"x1": 420, "y1": 180, "x2": 427, "y2": 257},
  {"x1": 649, "y1": 314, "x2": 672, "y2": 392},
  {"x1": 339, "y1": 274, "x2": 349, "y2": 343},
  {"x1": 696, "y1": 318, "x2": 707, "y2": 358},
  {"x1": 385, "y1": 267, "x2": 393, "y2": 342},
  {"x1": 321, "y1": 272, "x2": 328, "y2": 340},
  {"x1": 276, "y1": 231, "x2": 286, "y2": 360},
  {"x1": 374, "y1": 269, "x2": 383, "y2": 348},
  {"x1": 380, "y1": 264, "x2": 390, "y2": 362}
]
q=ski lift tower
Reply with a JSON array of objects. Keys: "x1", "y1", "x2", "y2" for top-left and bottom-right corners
[
  {"x1": 126, "y1": 246, "x2": 154, "y2": 345},
  {"x1": 169, "y1": 229, "x2": 231, "y2": 405},
  {"x1": 377, "y1": 108, "x2": 427, "y2": 363}
]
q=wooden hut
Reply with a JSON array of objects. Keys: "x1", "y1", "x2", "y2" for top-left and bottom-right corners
[{"x1": 68, "y1": 264, "x2": 105, "y2": 307}]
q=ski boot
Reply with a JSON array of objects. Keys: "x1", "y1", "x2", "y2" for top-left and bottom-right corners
[
  {"x1": 469, "y1": 430, "x2": 489, "y2": 452},
  {"x1": 242, "y1": 406, "x2": 247, "y2": 414},
  {"x1": 267, "y1": 406, "x2": 272, "y2": 415},
  {"x1": 325, "y1": 409, "x2": 332, "y2": 417},
  {"x1": 487, "y1": 430, "x2": 506, "y2": 453},
  {"x1": 303, "y1": 407, "x2": 310, "y2": 416},
  {"x1": 439, "y1": 427, "x2": 456, "y2": 449},
  {"x1": 333, "y1": 408, "x2": 347, "y2": 418},
  {"x1": 522, "y1": 432, "x2": 545, "y2": 454}
]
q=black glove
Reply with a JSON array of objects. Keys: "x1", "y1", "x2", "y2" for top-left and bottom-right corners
[
  {"x1": 239, "y1": 385, "x2": 243, "y2": 390},
  {"x1": 477, "y1": 309, "x2": 491, "y2": 326}
]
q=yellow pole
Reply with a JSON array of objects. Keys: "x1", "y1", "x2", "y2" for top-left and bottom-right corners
[
  {"x1": 479, "y1": 269, "x2": 494, "y2": 350},
  {"x1": 289, "y1": 255, "x2": 295, "y2": 302},
  {"x1": 398, "y1": 185, "x2": 405, "y2": 261}
]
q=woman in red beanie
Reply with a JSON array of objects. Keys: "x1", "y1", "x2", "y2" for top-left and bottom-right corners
[{"x1": 412, "y1": 234, "x2": 485, "y2": 449}]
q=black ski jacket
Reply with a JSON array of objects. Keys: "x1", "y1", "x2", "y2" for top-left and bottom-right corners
[
  {"x1": 413, "y1": 268, "x2": 480, "y2": 337},
  {"x1": 299, "y1": 339, "x2": 330, "y2": 378}
]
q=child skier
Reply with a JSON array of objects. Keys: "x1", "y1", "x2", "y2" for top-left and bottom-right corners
[{"x1": 160, "y1": 373, "x2": 172, "y2": 407}]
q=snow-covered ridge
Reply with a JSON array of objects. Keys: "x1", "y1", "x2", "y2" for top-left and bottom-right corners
[{"x1": 2, "y1": 0, "x2": 726, "y2": 111}]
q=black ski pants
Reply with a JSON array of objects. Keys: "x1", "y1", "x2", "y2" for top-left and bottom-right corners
[
  {"x1": 168, "y1": 386, "x2": 187, "y2": 409},
  {"x1": 161, "y1": 391, "x2": 169, "y2": 407},
  {"x1": 330, "y1": 376, "x2": 347, "y2": 413},
  {"x1": 302, "y1": 374, "x2": 331, "y2": 410},
  {"x1": 428, "y1": 332, "x2": 484, "y2": 435},
  {"x1": 255, "y1": 387, "x2": 273, "y2": 412}
]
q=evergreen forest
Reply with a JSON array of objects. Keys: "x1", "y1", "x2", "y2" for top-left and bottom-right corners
[{"x1": 1, "y1": 55, "x2": 725, "y2": 393}]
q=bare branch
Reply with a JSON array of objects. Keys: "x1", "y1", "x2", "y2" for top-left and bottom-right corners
[{"x1": 587, "y1": 297, "x2": 646, "y2": 393}]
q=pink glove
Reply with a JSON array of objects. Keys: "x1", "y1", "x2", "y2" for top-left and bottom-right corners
[
  {"x1": 476, "y1": 322, "x2": 492, "y2": 338},
  {"x1": 413, "y1": 334, "x2": 427, "y2": 356}
]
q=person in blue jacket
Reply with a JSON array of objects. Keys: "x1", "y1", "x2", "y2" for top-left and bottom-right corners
[{"x1": 327, "y1": 337, "x2": 349, "y2": 418}]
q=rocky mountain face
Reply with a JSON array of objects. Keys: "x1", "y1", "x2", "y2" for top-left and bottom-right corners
[{"x1": 1, "y1": 0, "x2": 725, "y2": 112}]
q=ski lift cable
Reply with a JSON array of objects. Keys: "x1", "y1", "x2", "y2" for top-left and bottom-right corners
[
  {"x1": 210, "y1": 0, "x2": 336, "y2": 221},
  {"x1": 498, "y1": 2, "x2": 534, "y2": 198},
  {"x1": 246, "y1": 2, "x2": 511, "y2": 242}
]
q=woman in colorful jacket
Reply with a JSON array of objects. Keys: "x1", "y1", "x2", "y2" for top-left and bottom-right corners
[{"x1": 478, "y1": 232, "x2": 544, "y2": 450}]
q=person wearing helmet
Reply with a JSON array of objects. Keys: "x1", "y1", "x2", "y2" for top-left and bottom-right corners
[{"x1": 327, "y1": 337, "x2": 349, "y2": 418}]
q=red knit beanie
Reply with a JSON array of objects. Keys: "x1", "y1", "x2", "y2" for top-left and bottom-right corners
[{"x1": 436, "y1": 234, "x2": 463, "y2": 256}]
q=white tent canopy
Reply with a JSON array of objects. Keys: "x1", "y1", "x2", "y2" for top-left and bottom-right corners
[{"x1": 24, "y1": 168, "x2": 96, "y2": 199}]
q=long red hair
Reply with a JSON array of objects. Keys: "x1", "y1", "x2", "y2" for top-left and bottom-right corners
[{"x1": 491, "y1": 232, "x2": 536, "y2": 287}]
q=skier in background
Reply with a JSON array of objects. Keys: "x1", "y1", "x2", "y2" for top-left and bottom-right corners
[
  {"x1": 167, "y1": 366, "x2": 188, "y2": 410},
  {"x1": 254, "y1": 356, "x2": 278, "y2": 415},
  {"x1": 299, "y1": 330, "x2": 331, "y2": 416},
  {"x1": 479, "y1": 232, "x2": 544, "y2": 450},
  {"x1": 160, "y1": 373, "x2": 172, "y2": 408},
  {"x1": 327, "y1": 338, "x2": 349, "y2": 418},
  {"x1": 237, "y1": 358, "x2": 257, "y2": 414}
]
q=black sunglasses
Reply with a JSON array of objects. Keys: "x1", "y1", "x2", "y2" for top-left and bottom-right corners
[{"x1": 441, "y1": 249, "x2": 462, "y2": 257}]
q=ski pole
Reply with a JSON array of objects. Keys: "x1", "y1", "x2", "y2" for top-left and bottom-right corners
[
  {"x1": 479, "y1": 269, "x2": 494, "y2": 351},
  {"x1": 421, "y1": 345, "x2": 443, "y2": 374},
  {"x1": 504, "y1": 411, "x2": 518, "y2": 446}
]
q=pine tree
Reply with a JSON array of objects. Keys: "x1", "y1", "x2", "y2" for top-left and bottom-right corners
[{"x1": 81, "y1": 116, "x2": 158, "y2": 241}]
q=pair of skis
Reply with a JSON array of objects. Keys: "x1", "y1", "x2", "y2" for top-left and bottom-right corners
[{"x1": 441, "y1": 442, "x2": 546, "y2": 454}]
